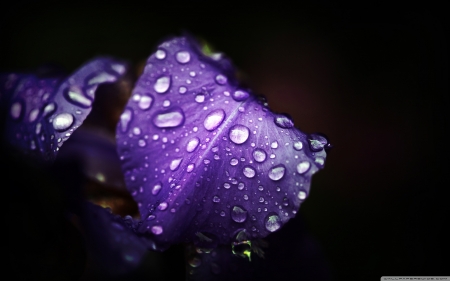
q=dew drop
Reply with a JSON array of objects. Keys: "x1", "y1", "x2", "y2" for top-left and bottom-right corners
[
  {"x1": 43, "y1": 103, "x2": 56, "y2": 117},
  {"x1": 229, "y1": 125, "x2": 250, "y2": 144},
  {"x1": 176, "y1": 51, "x2": 191, "y2": 64},
  {"x1": 66, "y1": 87, "x2": 92, "y2": 107},
  {"x1": 152, "y1": 182, "x2": 162, "y2": 195},
  {"x1": 252, "y1": 148, "x2": 267, "y2": 163},
  {"x1": 204, "y1": 109, "x2": 225, "y2": 131},
  {"x1": 154, "y1": 76, "x2": 171, "y2": 93},
  {"x1": 186, "y1": 137, "x2": 200, "y2": 152},
  {"x1": 268, "y1": 165, "x2": 285, "y2": 181},
  {"x1": 215, "y1": 74, "x2": 227, "y2": 85},
  {"x1": 230, "y1": 158, "x2": 239, "y2": 166},
  {"x1": 237, "y1": 182, "x2": 245, "y2": 190},
  {"x1": 265, "y1": 214, "x2": 281, "y2": 232},
  {"x1": 213, "y1": 196, "x2": 221, "y2": 203},
  {"x1": 10, "y1": 102, "x2": 22, "y2": 119},
  {"x1": 309, "y1": 133, "x2": 329, "y2": 152},
  {"x1": 195, "y1": 94, "x2": 205, "y2": 103},
  {"x1": 187, "y1": 163, "x2": 195, "y2": 172},
  {"x1": 170, "y1": 158, "x2": 183, "y2": 171},
  {"x1": 298, "y1": 190, "x2": 307, "y2": 200},
  {"x1": 153, "y1": 108, "x2": 185, "y2": 128},
  {"x1": 155, "y1": 49, "x2": 166, "y2": 60},
  {"x1": 151, "y1": 225, "x2": 163, "y2": 235},
  {"x1": 52, "y1": 113, "x2": 74, "y2": 132},
  {"x1": 119, "y1": 108, "x2": 132, "y2": 133},
  {"x1": 293, "y1": 141, "x2": 303, "y2": 150},
  {"x1": 158, "y1": 202, "x2": 168, "y2": 211},
  {"x1": 179, "y1": 86, "x2": 187, "y2": 94},
  {"x1": 88, "y1": 72, "x2": 116, "y2": 85},
  {"x1": 296, "y1": 161, "x2": 310, "y2": 174},
  {"x1": 274, "y1": 114, "x2": 294, "y2": 128},
  {"x1": 223, "y1": 182, "x2": 231, "y2": 189},
  {"x1": 231, "y1": 206, "x2": 247, "y2": 223},
  {"x1": 28, "y1": 108, "x2": 39, "y2": 123},
  {"x1": 232, "y1": 90, "x2": 249, "y2": 101},
  {"x1": 243, "y1": 166, "x2": 256, "y2": 178}
]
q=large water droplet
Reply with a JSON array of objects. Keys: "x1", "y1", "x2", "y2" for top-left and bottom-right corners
[
  {"x1": 204, "y1": 109, "x2": 225, "y2": 131},
  {"x1": 186, "y1": 137, "x2": 200, "y2": 152},
  {"x1": 293, "y1": 141, "x2": 303, "y2": 150},
  {"x1": 232, "y1": 90, "x2": 249, "y2": 101},
  {"x1": 252, "y1": 148, "x2": 267, "y2": 163},
  {"x1": 152, "y1": 182, "x2": 162, "y2": 195},
  {"x1": 265, "y1": 214, "x2": 281, "y2": 232},
  {"x1": 274, "y1": 114, "x2": 294, "y2": 128},
  {"x1": 66, "y1": 87, "x2": 92, "y2": 107},
  {"x1": 154, "y1": 76, "x2": 171, "y2": 93},
  {"x1": 268, "y1": 164, "x2": 285, "y2": 181},
  {"x1": 176, "y1": 51, "x2": 191, "y2": 64},
  {"x1": 243, "y1": 166, "x2": 256, "y2": 178},
  {"x1": 151, "y1": 225, "x2": 163, "y2": 235},
  {"x1": 52, "y1": 113, "x2": 74, "y2": 132},
  {"x1": 119, "y1": 108, "x2": 132, "y2": 133},
  {"x1": 153, "y1": 108, "x2": 185, "y2": 128},
  {"x1": 170, "y1": 158, "x2": 183, "y2": 171},
  {"x1": 229, "y1": 125, "x2": 250, "y2": 144},
  {"x1": 231, "y1": 206, "x2": 247, "y2": 223},
  {"x1": 296, "y1": 161, "x2": 310, "y2": 174},
  {"x1": 138, "y1": 94, "x2": 153, "y2": 110}
]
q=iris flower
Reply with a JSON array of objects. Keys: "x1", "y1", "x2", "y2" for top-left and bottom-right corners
[{"x1": 3, "y1": 34, "x2": 331, "y2": 280}]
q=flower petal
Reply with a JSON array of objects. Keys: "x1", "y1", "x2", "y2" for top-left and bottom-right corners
[
  {"x1": 116, "y1": 35, "x2": 328, "y2": 248},
  {"x1": 1, "y1": 57, "x2": 127, "y2": 162}
]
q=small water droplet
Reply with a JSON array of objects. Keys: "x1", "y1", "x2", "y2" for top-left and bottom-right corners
[
  {"x1": 223, "y1": 182, "x2": 231, "y2": 189},
  {"x1": 195, "y1": 94, "x2": 205, "y2": 103},
  {"x1": 186, "y1": 137, "x2": 200, "y2": 152},
  {"x1": 243, "y1": 166, "x2": 256, "y2": 178},
  {"x1": 155, "y1": 49, "x2": 166, "y2": 60},
  {"x1": 162, "y1": 100, "x2": 171, "y2": 107},
  {"x1": 66, "y1": 87, "x2": 92, "y2": 107},
  {"x1": 296, "y1": 161, "x2": 310, "y2": 174},
  {"x1": 231, "y1": 206, "x2": 247, "y2": 223},
  {"x1": 268, "y1": 165, "x2": 285, "y2": 181},
  {"x1": 271, "y1": 141, "x2": 279, "y2": 149},
  {"x1": 170, "y1": 158, "x2": 183, "y2": 171},
  {"x1": 204, "y1": 109, "x2": 225, "y2": 131},
  {"x1": 151, "y1": 225, "x2": 163, "y2": 235},
  {"x1": 293, "y1": 141, "x2": 303, "y2": 150},
  {"x1": 274, "y1": 114, "x2": 294, "y2": 128},
  {"x1": 158, "y1": 202, "x2": 168, "y2": 210},
  {"x1": 309, "y1": 133, "x2": 329, "y2": 152},
  {"x1": 252, "y1": 148, "x2": 267, "y2": 163},
  {"x1": 189, "y1": 257, "x2": 201, "y2": 268},
  {"x1": 298, "y1": 190, "x2": 307, "y2": 200},
  {"x1": 176, "y1": 51, "x2": 191, "y2": 64},
  {"x1": 213, "y1": 196, "x2": 221, "y2": 203},
  {"x1": 238, "y1": 182, "x2": 245, "y2": 190},
  {"x1": 153, "y1": 108, "x2": 185, "y2": 128},
  {"x1": 52, "y1": 113, "x2": 74, "y2": 132},
  {"x1": 152, "y1": 182, "x2": 162, "y2": 195},
  {"x1": 229, "y1": 125, "x2": 250, "y2": 144},
  {"x1": 265, "y1": 214, "x2": 281, "y2": 232},
  {"x1": 230, "y1": 158, "x2": 239, "y2": 166},
  {"x1": 215, "y1": 74, "x2": 227, "y2": 85},
  {"x1": 154, "y1": 76, "x2": 171, "y2": 93},
  {"x1": 179, "y1": 86, "x2": 187, "y2": 94},
  {"x1": 28, "y1": 108, "x2": 39, "y2": 123},
  {"x1": 187, "y1": 163, "x2": 195, "y2": 172},
  {"x1": 232, "y1": 90, "x2": 249, "y2": 101},
  {"x1": 43, "y1": 103, "x2": 56, "y2": 117},
  {"x1": 138, "y1": 94, "x2": 153, "y2": 110}
]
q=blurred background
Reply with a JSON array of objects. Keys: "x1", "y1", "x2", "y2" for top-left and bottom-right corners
[{"x1": 3, "y1": 1, "x2": 448, "y2": 281}]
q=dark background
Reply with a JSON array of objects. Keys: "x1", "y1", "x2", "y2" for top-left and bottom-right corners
[{"x1": 3, "y1": 1, "x2": 448, "y2": 281}]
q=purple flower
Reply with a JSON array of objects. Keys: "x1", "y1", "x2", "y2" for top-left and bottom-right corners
[{"x1": 2, "y1": 34, "x2": 330, "y2": 279}]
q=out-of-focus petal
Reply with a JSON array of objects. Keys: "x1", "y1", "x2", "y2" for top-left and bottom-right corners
[
  {"x1": 1, "y1": 57, "x2": 127, "y2": 162},
  {"x1": 116, "y1": 35, "x2": 329, "y2": 249}
]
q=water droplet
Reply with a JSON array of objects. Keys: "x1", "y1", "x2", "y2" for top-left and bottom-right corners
[
  {"x1": 151, "y1": 225, "x2": 163, "y2": 235},
  {"x1": 293, "y1": 141, "x2": 303, "y2": 150},
  {"x1": 268, "y1": 165, "x2": 285, "y2": 181},
  {"x1": 152, "y1": 182, "x2": 162, "y2": 195},
  {"x1": 229, "y1": 125, "x2": 250, "y2": 144},
  {"x1": 243, "y1": 166, "x2": 256, "y2": 178},
  {"x1": 153, "y1": 108, "x2": 185, "y2": 128},
  {"x1": 10, "y1": 102, "x2": 22, "y2": 119},
  {"x1": 88, "y1": 72, "x2": 116, "y2": 85},
  {"x1": 238, "y1": 182, "x2": 245, "y2": 190},
  {"x1": 155, "y1": 49, "x2": 166, "y2": 59},
  {"x1": 231, "y1": 90, "x2": 249, "y2": 102},
  {"x1": 133, "y1": 127, "x2": 141, "y2": 135},
  {"x1": 66, "y1": 87, "x2": 92, "y2": 108},
  {"x1": 252, "y1": 148, "x2": 267, "y2": 163},
  {"x1": 315, "y1": 157, "x2": 325, "y2": 165},
  {"x1": 195, "y1": 94, "x2": 205, "y2": 103},
  {"x1": 274, "y1": 114, "x2": 294, "y2": 128},
  {"x1": 213, "y1": 196, "x2": 221, "y2": 203},
  {"x1": 154, "y1": 76, "x2": 171, "y2": 93},
  {"x1": 309, "y1": 133, "x2": 329, "y2": 152},
  {"x1": 52, "y1": 113, "x2": 74, "y2": 132},
  {"x1": 215, "y1": 74, "x2": 227, "y2": 85},
  {"x1": 230, "y1": 158, "x2": 239, "y2": 166},
  {"x1": 298, "y1": 190, "x2": 307, "y2": 200},
  {"x1": 162, "y1": 100, "x2": 171, "y2": 107},
  {"x1": 296, "y1": 161, "x2": 310, "y2": 174},
  {"x1": 170, "y1": 158, "x2": 183, "y2": 171},
  {"x1": 223, "y1": 182, "x2": 231, "y2": 189},
  {"x1": 271, "y1": 141, "x2": 279, "y2": 149},
  {"x1": 189, "y1": 257, "x2": 201, "y2": 268},
  {"x1": 231, "y1": 206, "x2": 247, "y2": 223},
  {"x1": 176, "y1": 51, "x2": 191, "y2": 64},
  {"x1": 203, "y1": 109, "x2": 225, "y2": 131},
  {"x1": 265, "y1": 214, "x2": 281, "y2": 232},
  {"x1": 187, "y1": 163, "x2": 195, "y2": 172},
  {"x1": 138, "y1": 139, "x2": 146, "y2": 147},
  {"x1": 158, "y1": 202, "x2": 168, "y2": 210},
  {"x1": 179, "y1": 86, "x2": 187, "y2": 94},
  {"x1": 186, "y1": 137, "x2": 200, "y2": 152},
  {"x1": 28, "y1": 108, "x2": 39, "y2": 123},
  {"x1": 119, "y1": 108, "x2": 132, "y2": 133},
  {"x1": 43, "y1": 103, "x2": 56, "y2": 117}
]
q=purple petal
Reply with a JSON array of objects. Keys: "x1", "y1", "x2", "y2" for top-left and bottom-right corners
[
  {"x1": 1, "y1": 57, "x2": 127, "y2": 162},
  {"x1": 116, "y1": 36, "x2": 328, "y2": 248}
]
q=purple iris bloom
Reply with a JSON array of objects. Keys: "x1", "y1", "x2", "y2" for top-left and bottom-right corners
[{"x1": 2, "y1": 34, "x2": 330, "y2": 279}]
